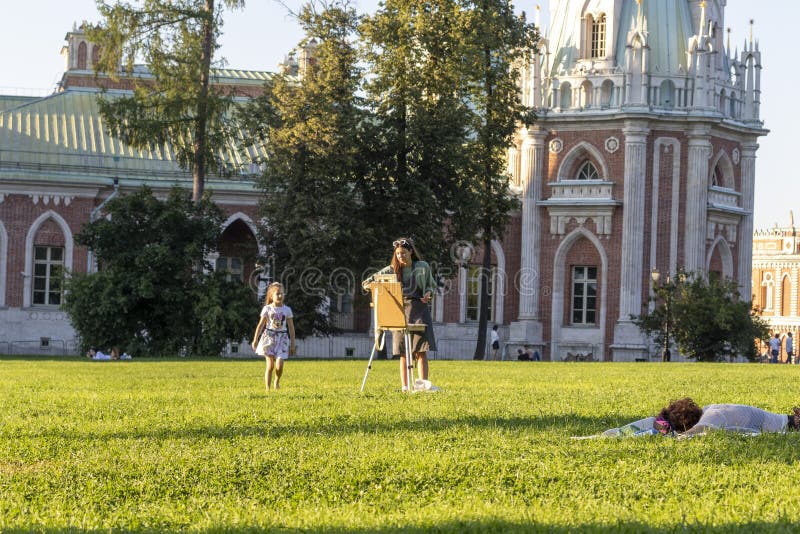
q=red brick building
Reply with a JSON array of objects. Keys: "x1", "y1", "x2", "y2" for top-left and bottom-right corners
[{"x1": 0, "y1": 1, "x2": 767, "y2": 360}]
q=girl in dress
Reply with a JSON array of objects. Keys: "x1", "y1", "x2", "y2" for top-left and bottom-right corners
[{"x1": 251, "y1": 282, "x2": 296, "y2": 390}]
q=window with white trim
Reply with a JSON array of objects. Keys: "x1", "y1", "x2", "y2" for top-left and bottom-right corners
[
  {"x1": 216, "y1": 256, "x2": 243, "y2": 282},
  {"x1": 591, "y1": 15, "x2": 606, "y2": 58},
  {"x1": 571, "y1": 266, "x2": 597, "y2": 325},
  {"x1": 576, "y1": 161, "x2": 600, "y2": 180},
  {"x1": 466, "y1": 265, "x2": 495, "y2": 322},
  {"x1": 33, "y1": 246, "x2": 64, "y2": 306}
]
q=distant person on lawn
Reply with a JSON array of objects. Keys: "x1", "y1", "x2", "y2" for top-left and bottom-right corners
[{"x1": 252, "y1": 282, "x2": 296, "y2": 391}]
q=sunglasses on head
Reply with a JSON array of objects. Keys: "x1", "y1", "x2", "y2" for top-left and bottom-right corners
[{"x1": 393, "y1": 239, "x2": 412, "y2": 250}]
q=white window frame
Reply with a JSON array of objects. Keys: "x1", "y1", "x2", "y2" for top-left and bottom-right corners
[
  {"x1": 571, "y1": 266, "x2": 597, "y2": 325},
  {"x1": 32, "y1": 245, "x2": 65, "y2": 307},
  {"x1": 466, "y1": 265, "x2": 495, "y2": 322},
  {"x1": 216, "y1": 256, "x2": 244, "y2": 282}
]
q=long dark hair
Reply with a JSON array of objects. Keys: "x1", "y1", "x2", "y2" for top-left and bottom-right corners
[{"x1": 390, "y1": 237, "x2": 423, "y2": 282}]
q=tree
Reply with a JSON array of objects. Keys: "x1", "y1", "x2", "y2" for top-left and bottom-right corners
[
  {"x1": 633, "y1": 271, "x2": 769, "y2": 362},
  {"x1": 360, "y1": 0, "x2": 480, "y2": 270},
  {"x1": 63, "y1": 187, "x2": 254, "y2": 356},
  {"x1": 240, "y1": 0, "x2": 367, "y2": 336},
  {"x1": 459, "y1": 0, "x2": 538, "y2": 359},
  {"x1": 87, "y1": 0, "x2": 245, "y2": 201}
]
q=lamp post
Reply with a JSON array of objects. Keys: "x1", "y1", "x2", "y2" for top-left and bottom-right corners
[{"x1": 651, "y1": 268, "x2": 672, "y2": 362}]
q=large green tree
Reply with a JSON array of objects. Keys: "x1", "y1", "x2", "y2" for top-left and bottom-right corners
[
  {"x1": 240, "y1": 0, "x2": 367, "y2": 336},
  {"x1": 63, "y1": 187, "x2": 254, "y2": 356},
  {"x1": 460, "y1": 0, "x2": 538, "y2": 359},
  {"x1": 633, "y1": 271, "x2": 769, "y2": 362},
  {"x1": 88, "y1": 0, "x2": 245, "y2": 201},
  {"x1": 360, "y1": 0, "x2": 479, "y2": 270}
]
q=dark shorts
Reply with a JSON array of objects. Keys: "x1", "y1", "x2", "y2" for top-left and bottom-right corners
[
  {"x1": 492, "y1": 340, "x2": 500, "y2": 350},
  {"x1": 392, "y1": 298, "x2": 437, "y2": 355}
]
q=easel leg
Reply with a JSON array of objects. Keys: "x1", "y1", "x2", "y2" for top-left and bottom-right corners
[
  {"x1": 405, "y1": 330, "x2": 414, "y2": 392},
  {"x1": 360, "y1": 331, "x2": 384, "y2": 392}
]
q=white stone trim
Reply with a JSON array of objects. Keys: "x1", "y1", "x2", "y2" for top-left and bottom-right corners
[
  {"x1": 23, "y1": 211, "x2": 74, "y2": 308},
  {"x1": 490, "y1": 240, "x2": 506, "y2": 325},
  {"x1": 550, "y1": 227, "x2": 608, "y2": 359},
  {"x1": 556, "y1": 141, "x2": 610, "y2": 181},
  {"x1": 706, "y1": 235, "x2": 734, "y2": 279}
]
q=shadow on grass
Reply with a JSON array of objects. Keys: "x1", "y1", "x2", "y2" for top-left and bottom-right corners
[{"x1": 3, "y1": 520, "x2": 798, "y2": 533}]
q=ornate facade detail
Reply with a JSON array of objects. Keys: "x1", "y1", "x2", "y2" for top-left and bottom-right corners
[
  {"x1": 604, "y1": 136, "x2": 619, "y2": 153},
  {"x1": 549, "y1": 138, "x2": 563, "y2": 154},
  {"x1": 732, "y1": 147, "x2": 740, "y2": 165},
  {"x1": 29, "y1": 194, "x2": 74, "y2": 206}
]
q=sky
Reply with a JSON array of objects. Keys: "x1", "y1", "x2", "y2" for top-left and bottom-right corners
[{"x1": 0, "y1": 0, "x2": 794, "y2": 231}]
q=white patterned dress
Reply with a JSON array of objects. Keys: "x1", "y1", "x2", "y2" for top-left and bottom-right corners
[{"x1": 256, "y1": 304, "x2": 293, "y2": 359}]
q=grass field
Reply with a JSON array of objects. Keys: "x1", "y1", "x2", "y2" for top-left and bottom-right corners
[{"x1": 2, "y1": 357, "x2": 800, "y2": 533}]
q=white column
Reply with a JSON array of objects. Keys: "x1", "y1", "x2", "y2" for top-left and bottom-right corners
[
  {"x1": 737, "y1": 141, "x2": 758, "y2": 299},
  {"x1": 518, "y1": 128, "x2": 547, "y2": 320},
  {"x1": 684, "y1": 127, "x2": 711, "y2": 272},
  {"x1": 617, "y1": 121, "x2": 649, "y2": 320},
  {"x1": 510, "y1": 127, "x2": 548, "y2": 346},
  {"x1": 611, "y1": 121, "x2": 650, "y2": 361}
]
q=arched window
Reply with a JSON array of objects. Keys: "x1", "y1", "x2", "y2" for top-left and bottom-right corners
[
  {"x1": 762, "y1": 273, "x2": 774, "y2": 311},
  {"x1": 591, "y1": 15, "x2": 606, "y2": 59},
  {"x1": 782, "y1": 275, "x2": 792, "y2": 317},
  {"x1": 91, "y1": 45, "x2": 101, "y2": 68},
  {"x1": 560, "y1": 82, "x2": 572, "y2": 109},
  {"x1": 576, "y1": 161, "x2": 600, "y2": 181},
  {"x1": 77, "y1": 41, "x2": 87, "y2": 70}
]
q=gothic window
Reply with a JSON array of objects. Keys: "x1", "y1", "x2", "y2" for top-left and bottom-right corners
[
  {"x1": 600, "y1": 80, "x2": 614, "y2": 108},
  {"x1": 466, "y1": 265, "x2": 495, "y2": 322},
  {"x1": 571, "y1": 266, "x2": 597, "y2": 325},
  {"x1": 762, "y1": 273, "x2": 774, "y2": 311},
  {"x1": 576, "y1": 161, "x2": 600, "y2": 181},
  {"x1": 591, "y1": 15, "x2": 606, "y2": 58},
  {"x1": 77, "y1": 41, "x2": 87, "y2": 70},
  {"x1": 216, "y1": 256, "x2": 243, "y2": 282},
  {"x1": 712, "y1": 165, "x2": 723, "y2": 187},
  {"x1": 782, "y1": 275, "x2": 791, "y2": 317},
  {"x1": 91, "y1": 45, "x2": 101, "y2": 68},
  {"x1": 33, "y1": 246, "x2": 64, "y2": 306}
]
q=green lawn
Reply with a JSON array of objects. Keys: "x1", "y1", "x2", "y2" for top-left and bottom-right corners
[{"x1": 2, "y1": 357, "x2": 800, "y2": 532}]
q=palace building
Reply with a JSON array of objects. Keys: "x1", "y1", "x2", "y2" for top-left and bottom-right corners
[
  {"x1": 752, "y1": 215, "x2": 800, "y2": 361},
  {"x1": 0, "y1": 0, "x2": 766, "y2": 360}
]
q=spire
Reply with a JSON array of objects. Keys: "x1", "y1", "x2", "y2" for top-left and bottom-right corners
[
  {"x1": 749, "y1": 19, "x2": 754, "y2": 48},
  {"x1": 726, "y1": 27, "x2": 731, "y2": 56},
  {"x1": 699, "y1": 1, "x2": 708, "y2": 38}
]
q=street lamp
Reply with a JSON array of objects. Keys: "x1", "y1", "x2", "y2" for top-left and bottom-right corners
[{"x1": 650, "y1": 268, "x2": 671, "y2": 362}]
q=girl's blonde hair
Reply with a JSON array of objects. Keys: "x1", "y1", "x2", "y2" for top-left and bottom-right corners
[{"x1": 264, "y1": 282, "x2": 285, "y2": 305}]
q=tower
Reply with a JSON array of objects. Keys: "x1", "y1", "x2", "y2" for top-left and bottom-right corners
[{"x1": 508, "y1": 0, "x2": 767, "y2": 361}]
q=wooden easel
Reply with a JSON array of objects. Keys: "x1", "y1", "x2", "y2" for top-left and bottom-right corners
[{"x1": 360, "y1": 275, "x2": 422, "y2": 392}]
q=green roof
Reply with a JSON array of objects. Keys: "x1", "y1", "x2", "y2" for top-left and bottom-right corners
[{"x1": 0, "y1": 89, "x2": 265, "y2": 185}]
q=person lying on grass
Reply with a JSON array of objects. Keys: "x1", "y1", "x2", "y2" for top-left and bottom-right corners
[{"x1": 584, "y1": 397, "x2": 800, "y2": 438}]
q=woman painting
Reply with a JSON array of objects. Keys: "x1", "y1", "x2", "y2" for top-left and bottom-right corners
[{"x1": 367, "y1": 237, "x2": 437, "y2": 391}]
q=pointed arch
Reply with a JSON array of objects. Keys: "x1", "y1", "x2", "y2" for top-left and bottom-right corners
[
  {"x1": 221, "y1": 212, "x2": 262, "y2": 252},
  {"x1": 706, "y1": 236, "x2": 733, "y2": 279},
  {"x1": 490, "y1": 240, "x2": 506, "y2": 325},
  {"x1": 24, "y1": 211, "x2": 74, "y2": 308},
  {"x1": 0, "y1": 219, "x2": 7, "y2": 307},
  {"x1": 709, "y1": 150, "x2": 734, "y2": 189},
  {"x1": 761, "y1": 272, "x2": 774, "y2": 311},
  {"x1": 551, "y1": 227, "x2": 609, "y2": 358},
  {"x1": 77, "y1": 41, "x2": 87, "y2": 70},
  {"x1": 557, "y1": 141, "x2": 609, "y2": 182},
  {"x1": 782, "y1": 273, "x2": 792, "y2": 317}
]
